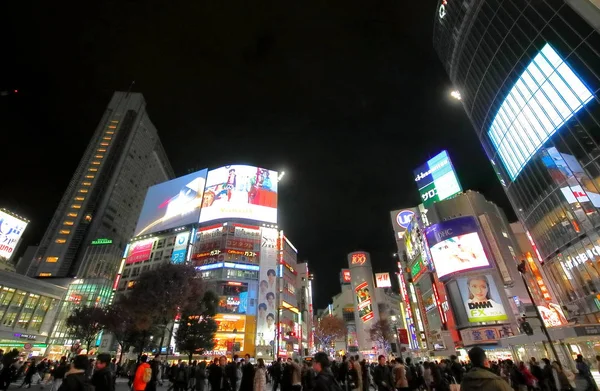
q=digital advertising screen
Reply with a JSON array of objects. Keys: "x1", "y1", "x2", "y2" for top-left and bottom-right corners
[
  {"x1": 0, "y1": 209, "x2": 28, "y2": 261},
  {"x1": 488, "y1": 43, "x2": 593, "y2": 180},
  {"x1": 171, "y1": 232, "x2": 189, "y2": 264},
  {"x1": 538, "y1": 303, "x2": 568, "y2": 328},
  {"x1": 134, "y1": 169, "x2": 208, "y2": 236},
  {"x1": 256, "y1": 227, "x2": 279, "y2": 350},
  {"x1": 355, "y1": 282, "x2": 374, "y2": 322},
  {"x1": 457, "y1": 275, "x2": 508, "y2": 323},
  {"x1": 200, "y1": 165, "x2": 278, "y2": 224},
  {"x1": 413, "y1": 150, "x2": 462, "y2": 207},
  {"x1": 425, "y1": 216, "x2": 490, "y2": 279},
  {"x1": 125, "y1": 238, "x2": 155, "y2": 265}
]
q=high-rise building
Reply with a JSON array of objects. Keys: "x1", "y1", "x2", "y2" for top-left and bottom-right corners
[
  {"x1": 433, "y1": 1, "x2": 600, "y2": 359},
  {"x1": 27, "y1": 92, "x2": 174, "y2": 279}
]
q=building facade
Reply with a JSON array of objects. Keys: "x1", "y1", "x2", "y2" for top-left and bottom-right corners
[
  {"x1": 27, "y1": 91, "x2": 174, "y2": 279},
  {"x1": 433, "y1": 0, "x2": 600, "y2": 358}
]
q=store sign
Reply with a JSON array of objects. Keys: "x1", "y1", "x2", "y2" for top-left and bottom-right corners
[
  {"x1": 438, "y1": 0, "x2": 448, "y2": 19},
  {"x1": 575, "y1": 325, "x2": 600, "y2": 337},
  {"x1": 460, "y1": 326, "x2": 503, "y2": 346},
  {"x1": 341, "y1": 269, "x2": 351, "y2": 283},
  {"x1": 398, "y1": 328, "x2": 409, "y2": 345},
  {"x1": 91, "y1": 238, "x2": 112, "y2": 245},
  {"x1": 226, "y1": 297, "x2": 241, "y2": 306},
  {"x1": 396, "y1": 210, "x2": 415, "y2": 229},
  {"x1": 13, "y1": 333, "x2": 36, "y2": 340},
  {"x1": 171, "y1": 232, "x2": 189, "y2": 264},
  {"x1": 351, "y1": 253, "x2": 367, "y2": 266},
  {"x1": 375, "y1": 273, "x2": 391, "y2": 288},
  {"x1": 410, "y1": 257, "x2": 427, "y2": 282},
  {"x1": 414, "y1": 150, "x2": 462, "y2": 207}
]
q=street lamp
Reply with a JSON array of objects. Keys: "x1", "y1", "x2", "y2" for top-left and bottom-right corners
[
  {"x1": 517, "y1": 260, "x2": 561, "y2": 364},
  {"x1": 450, "y1": 90, "x2": 462, "y2": 100}
]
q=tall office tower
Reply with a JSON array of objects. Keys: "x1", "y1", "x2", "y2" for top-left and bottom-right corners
[
  {"x1": 433, "y1": 1, "x2": 600, "y2": 322},
  {"x1": 27, "y1": 92, "x2": 174, "y2": 280}
]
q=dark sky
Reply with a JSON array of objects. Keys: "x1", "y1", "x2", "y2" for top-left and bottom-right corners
[{"x1": 1, "y1": 0, "x2": 514, "y2": 308}]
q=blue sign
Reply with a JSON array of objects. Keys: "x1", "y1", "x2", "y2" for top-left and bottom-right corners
[
  {"x1": 171, "y1": 249, "x2": 186, "y2": 264},
  {"x1": 424, "y1": 216, "x2": 479, "y2": 247},
  {"x1": 396, "y1": 210, "x2": 415, "y2": 229}
]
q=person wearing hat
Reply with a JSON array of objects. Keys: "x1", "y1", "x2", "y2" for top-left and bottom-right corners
[{"x1": 460, "y1": 347, "x2": 512, "y2": 391}]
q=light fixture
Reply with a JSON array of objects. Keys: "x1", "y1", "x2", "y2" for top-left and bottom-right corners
[{"x1": 450, "y1": 90, "x2": 462, "y2": 100}]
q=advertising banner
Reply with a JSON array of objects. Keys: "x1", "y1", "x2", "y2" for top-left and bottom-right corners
[
  {"x1": 0, "y1": 210, "x2": 28, "y2": 261},
  {"x1": 200, "y1": 165, "x2": 278, "y2": 224},
  {"x1": 459, "y1": 326, "x2": 504, "y2": 346},
  {"x1": 410, "y1": 256, "x2": 427, "y2": 283},
  {"x1": 375, "y1": 273, "x2": 392, "y2": 288},
  {"x1": 425, "y1": 216, "x2": 490, "y2": 279},
  {"x1": 414, "y1": 150, "x2": 462, "y2": 207},
  {"x1": 256, "y1": 228, "x2": 279, "y2": 353},
  {"x1": 171, "y1": 232, "x2": 189, "y2": 264},
  {"x1": 355, "y1": 282, "x2": 374, "y2": 322},
  {"x1": 538, "y1": 303, "x2": 568, "y2": 327},
  {"x1": 134, "y1": 169, "x2": 208, "y2": 236},
  {"x1": 126, "y1": 239, "x2": 155, "y2": 264},
  {"x1": 457, "y1": 275, "x2": 508, "y2": 323},
  {"x1": 398, "y1": 328, "x2": 409, "y2": 345}
]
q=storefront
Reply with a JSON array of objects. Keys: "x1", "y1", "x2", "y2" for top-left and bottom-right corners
[{"x1": 0, "y1": 341, "x2": 48, "y2": 357}]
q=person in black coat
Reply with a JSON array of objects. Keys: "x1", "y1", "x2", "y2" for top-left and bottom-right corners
[
  {"x1": 373, "y1": 356, "x2": 393, "y2": 391},
  {"x1": 239, "y1": 355, "x2": 254, "y2": 391},
  {"x1": 207, "y1": 359, "x2": 221, "y2": 391},
  {"x1": 91, "y1": 354, "x2": 114, "y2": 391}
]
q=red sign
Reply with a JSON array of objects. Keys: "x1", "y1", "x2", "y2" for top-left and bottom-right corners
[
  {"x1": 126, "y1": 239, "x2": 154, "y2": 264},
  {"x1": 398, "y1": 328, "x2": 409, "y2": 345},
  {"x1": 342, "y1": 269, "x2": 351, "y2": 283},
  {"x1": 351, "y1": 253, "x2": 367, "y2": 266},
  {"x1": 226, "y1": 238, "x2": 256, "y2": 251}
]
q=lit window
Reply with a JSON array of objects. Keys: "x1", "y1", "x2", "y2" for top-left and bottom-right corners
[
  {"x1": 39, "y1": 273, "x2": 52, "y2": 277},
  {"x1": 85, "y1": 175, "x2": 94, "y2": 179},
  {"x1": 108, "y1": 125, "x2": 117, "y2": 128},
  {"x1": 78, "y1": 189, "x2": 88, "y2": 193},
  {"x1": 100, "y1": 142, "x2": 109, "y2": 146},
  {"x1": 489, "y1": 43, "x2": 594, "y2": 180},
  {"x1": 82, "y1": 182, "x2": 91, "y2": 186},
  {"x1": 91, "y1": 161, "x2": 100, "y2": 165},
  {"x1": 59, "y1": 229, "x2": 70, "y2": 234},
  {"x1": 74, "y1": 197, "x2": 84, "y2": 201},
  {"x1": 88, "y1": 168, "x2": 97, "y2": 172},
  {"x1": 103, "y1": 137, "x2": 111, "y2": 140},
  {"x1": 127, "y1": 281, "x2": 136, "y2": 288},
  {"x1": 105, "y1": 131, "x2": 114, "y2": 134},
  {"x1": 71, "y1": 204, "x2": 81, "y2": 209},
  {"x1": 67, "y1": 213, "x2": 78, "y2": 217},
  {"x1": 46, "y1": 257, "x2": 58, "y2": 263},
  {"x1": 55, "y1": 239, "x2": 66, "y2": 244},
  {"x1": 94, "y1": 155, "x2": 103, "y2": 159},
  {"x1": 63, "y1": 221, "x2": 74, "y2": 226},
  {"x1": 97, "y1": 148, "x2": 106, "y2": 152}
]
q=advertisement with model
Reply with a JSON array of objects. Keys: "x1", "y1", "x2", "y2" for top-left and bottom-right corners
[
  {"x1": 134, "y1": 169, "x2": 208, "y2": 236},
  {"x1": 255, "y1": 227, "x2": 279, "y2": 357},
  {"x1": 457, "y1": 274, "x2": 508, "y2": 323},
  {"x1": 200, "y1": 165, "x2": 278, "y2": 224},
  {"x1": 348, "y1": 251, "x2": 380, "y2": 353},
  {"x1": 425, "y1": 216, "x2": 491, "y2": 279},
  {"x1": 0, "y1": 209, "x2": 28, "y2": 261}
]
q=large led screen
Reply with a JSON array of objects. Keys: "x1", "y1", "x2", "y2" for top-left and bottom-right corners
[
  {"x1": 200, "y1": 165, "x2": 278, "y2": 224},
  {"x1": 414, "y1": 150, "x2": 462, "y2": 207},
  {"x1": 457, "y1": 275, "x2": 508, "y2": 323},
  {"x1": 134, "y1": 169, "x2": 208, "y2": 236},
  {"x1": 0, "y1": 210, "x2": 28, "y2": 261},
  {"x1": 489, "y1": 43, "x2": 593, "y2": 180},
  {"x1": 425, "y1": 216, "x2": 490, "y2": 279}
]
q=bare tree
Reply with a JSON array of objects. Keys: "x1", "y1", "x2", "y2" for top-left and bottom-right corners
[
  {"x1": 314, "y1": 316, "x2": 346, "y2": 354},
  {"x1": 369, "y1": 318, "x2": 393, "y2": 353}
]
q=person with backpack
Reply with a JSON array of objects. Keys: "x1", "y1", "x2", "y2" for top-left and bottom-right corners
[
  {"x1": 133, "y1": 355, "x2": 152, "y2": 391},
  {"x1": 92, "y1": 354, "x2": 114, "y2": 391},
  {"x1": 57, "y1": 355, "x2": 91, "y2": 391}
]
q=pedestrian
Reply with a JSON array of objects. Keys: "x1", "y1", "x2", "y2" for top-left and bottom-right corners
[
  {"x1": 57, "y1": 355, "x2": 91, "y2": 391},
  {"x1": 92, "y1": 353, "x2": 114, "y2": 391},
  {"x1": 195, "y1": 361, "x2": 206, "y2": 391},
  {"x1": 219, "y1": 356, "x2": 233, "y2": 391},
  {"x1": 253, "y1": 359, "x2": 267, "y2": 391},
  {"x1": 450, "y1": 355, "x2": 464, "y2": 385},
  {"x1": 145, "y1": 354, "x2": 161, "y2": 391},
  {"x1": 20, "y1": 360, "x2": 38, "y2": 388},
  {"x1": 518, "y1": 362, "x2": 537, "y2": 391},
  {"x1": 239, "y1": 355, "x2": 254, "y2": 391},
  {"x1": 282, "y1": 359, "x2": 294, "y2": 391},
  {"x1": 50, "y1": 357, "x2": 68, "y2": 391},
  {"x1": 313, "y1": 352, "x2": 342, "y2": 391},
  {"x1": 302, "y1": 361, "x2": 316, "y2": 391},
  {"x1": 551, "y1": 362, "x2": 572, "y2": 391},
  {"x1": 173, "y1": 361, "x2": 188, "y2": 391},
  {"x1": 270, "y1": 358, "x2": 283, "y2": 391},
  {"x1": 290, "y1": 359, "x2": 302, "y2": 391},
  {"x1": 575, "y1": 355, "x2": 597, "y2": 391},
  {"x1": 530, "y1": 359, "x2": 544, "y2": 391},
  {"x1": 373, "y1": 355, "x2": 393, "y2": 391},
  {"x1": 423, "y1": 362, "x2": 433, "y2": 391},
  {"x1": 0, "y1": 349, "x2": 19, "y2": 391},
  {"x1": 338, "y1": 356, "x2": 348, "y2": 390},
  {"x1": 394, "y1": 357, "x2": 408, "y2": 391},
  {"x1": 460, "y1": 347, "x2": 512, "y2": 391},
  {"x1": 133, "y1": 355, "x2": 152, "y2": 391},
  {"x1": 208, "y1": 358, "x2": 221, "y2": 391},
  {"x1": 348, "y1": 359, "x2": 362, "y2": 391}
]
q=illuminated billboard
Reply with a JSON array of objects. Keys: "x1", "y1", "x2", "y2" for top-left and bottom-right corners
[
  {"x1": 375, "y1": 273, "x2": 391, "y2": 288},
  {"x1": 256, "y1": 227, "x2": 279, "y2": 353},
  {"x1": 134, "y1": 169, "x2": 208, "y2": 236},
  {"x1": 171, "y1": 232, "x2": 189, "y2": 264},
  {"x1": 0, "y1": 210, "x2": 28, "y2": 261},
  {"x1": 457, "y1": 275, "x2": 508, "y2": 323},
  {"x1": 355, "y1": 282, "x2": 374, "y2": 322},
  {"x1": 200, "y1": 165, "x2": 278, "y2": 224},
  {"x1": 425, "y1": 216, "x2": 490, "y2": 279},
  {"x1": 125, "y1": 239, "x2": 155, "y2": 265},
  {"x1": 489, "y1": 44, "x2": 593, "y2": 180},
  {"x1": 341, "y1": 269, "x2": 351, "y2": 284},
  {"x1": 413, "y1": 150, "x2": 462, "y2": 207}
]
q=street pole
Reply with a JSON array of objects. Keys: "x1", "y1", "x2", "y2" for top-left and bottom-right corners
[{"x1": 518, "y1": 261, "x2": 561, "y2": 365}]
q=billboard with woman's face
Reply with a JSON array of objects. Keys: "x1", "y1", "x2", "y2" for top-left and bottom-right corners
[{"x1": 457, "y1": 274, "x2": 508, "y2": 323}]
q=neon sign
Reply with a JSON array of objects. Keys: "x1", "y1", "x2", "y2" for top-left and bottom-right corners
[{"x1": 351, "y1": 253, "x2": 367, "y2": 266}]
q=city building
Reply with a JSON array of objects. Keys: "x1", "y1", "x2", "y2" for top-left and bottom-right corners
[
  {"x1": 296, "y1": 261, "x2": 315, "y2": 356},
  {"x1": 24, "y1": 91, "x2": 173, "y2": 352},
  {"x1": 434, "y1": 0, "x2": 600, "y2": 361},
  {"x1": 0, "y1": 271, "x2": 67, "y2": 357}
]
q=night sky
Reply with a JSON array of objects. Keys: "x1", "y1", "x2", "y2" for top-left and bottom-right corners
[{"x1": 1, "y1": 0, "x2": 514, "y2": 309}]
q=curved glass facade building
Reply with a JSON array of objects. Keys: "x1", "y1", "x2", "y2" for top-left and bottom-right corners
[{"x1": 433, "y1": 0, "x2": 600, "y2": 321}]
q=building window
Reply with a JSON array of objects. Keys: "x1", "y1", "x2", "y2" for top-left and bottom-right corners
[
  {"x1": 38, "y1": 273, "x2": 52, "y2": 277},
  {"x1": 108, "y1": 125, "x2": 117, "y2": 129},
  {"x1": 71, "y1": 204, "x2": 81, "y2": 209},
  {"x1": 97, "y1": 148, "x2": 106, "y2": 152},
  {"x1": 74, "y1": 197, "x2": 84, "y2": 201},
  {"x1": 105, "y1": 131, "x2": 114, "y2": 134},
  {"x1": 88, "y1": 168, "x2": 98, "y2": 172},
  {"x1": 59, "y1": 229, "x2": 70, "y2": 234},
  {"x1": 100, "y1": 142, "x2": 109, "y2": 146},
  {"x1": 46, "y1": 257, "x2": 59, "y2": 263},
  {"x1": 82, "y1": 182, "x2": 92, "y2": 186},
  {"x1": 85, "y1": 175, "x2": 94, "y2": 179},
  {"x1": 78, "y1": 189, "x2": 88, "y2": 193},
  {"x1": 63, "y1": 221, "x2": 74, "y2": 226},
  {"x1": 67, "y1": 213, "x2": 77, "y2": 218},
  {"x1": 91, "y1": 162, "x2": 100, "y2": 165},
  {"x1": 103, "y1": 137, "x2": 111, "y2": 140},
  {"x1": 55, "y1": 239, "x2": 66, "y2": 244},
  {"x1": 94, "y1": 155, "x2": 103, "y2": 159}
]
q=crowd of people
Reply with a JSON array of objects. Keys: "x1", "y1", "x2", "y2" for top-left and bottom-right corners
[{"x1": 0, "y1": 348, "x2": 599, "y2": 391}]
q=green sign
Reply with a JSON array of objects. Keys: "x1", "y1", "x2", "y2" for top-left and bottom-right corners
[
  {"x1": 91, "y1": 238, "x2": 113, "y2": 245},
  {"x1": 0, "y1": 343, "x2": 47, "y2": 348},
  {"x1": 410, "y1": 257, "x2": 426, "y2": 282}
]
